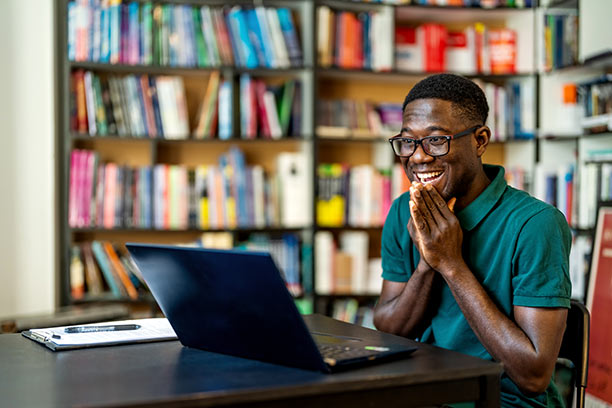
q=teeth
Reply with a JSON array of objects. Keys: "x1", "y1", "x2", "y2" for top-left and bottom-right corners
[{"x1": 416, "y1": 171, "x2": 443, "y2": 183}]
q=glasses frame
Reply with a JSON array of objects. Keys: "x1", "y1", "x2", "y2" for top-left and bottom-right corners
[{"x1": 388, "y1": 125, "x2": 482, "y2": 158}]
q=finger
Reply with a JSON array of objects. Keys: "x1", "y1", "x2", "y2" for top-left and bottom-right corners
[
  {"x1": 423, "y1": 184, "x2": 453, "y2": 220},
  {"x1": 411, "y1": 185, "x2": 437, "y2": 229},
  {"x1": 409, "y1": 199, "x2": 429, "y2": 234},
  {"x1": 417, "y1": 185, "x2": 445, "y2": 227}
]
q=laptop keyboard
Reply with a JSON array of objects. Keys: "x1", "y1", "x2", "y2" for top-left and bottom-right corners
[{"x1": 317, "y1": 344, "x2": 378, "y2": 365}]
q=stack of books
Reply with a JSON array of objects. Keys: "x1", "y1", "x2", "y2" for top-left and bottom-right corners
[
  {"x1": 68, "y1": 1, "x2": 302, "y2": 69},
  {"x1": 317, "y1": 6, "x2": 393, "y2": 72},
  {"x1": 316, "y1": 99, "x2": 401, "y2": 138},
  {"x1": 316, "y1": 163, "x2": 410, "y2": 228},
  {"x1": 395, "y1": 23, "x2": 517, "y2": 74}
]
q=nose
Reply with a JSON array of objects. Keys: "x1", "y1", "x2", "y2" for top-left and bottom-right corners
[{"x1": 410, "y1": 143, "x2": 434, "y2": 164}]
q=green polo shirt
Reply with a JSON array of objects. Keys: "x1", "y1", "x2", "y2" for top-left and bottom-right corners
[{"x1": 381, "y1": 165, "x2": 572, "y2": 407}]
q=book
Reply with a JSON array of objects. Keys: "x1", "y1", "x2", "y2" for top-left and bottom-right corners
[
  {"x1": 194, "y1": 71, "x2": 220, "y2": 138},
  {"x1": 395, "y1": 26, "x2": 422, "y2": 72},
  {"x1": 69, "y1": 245, "x2": 85, "y2": 299},
  {"x1": 277, "y1": 152, "x2": 311, "y2": 228},
  {"x1": 488, "y1": 28, "x2": 516, "y2": 74},
  {"x1": 315, "y1": 231, "x2": 335, "y2": 295},
  {"x1": 22, "y1": 318, "x2": 177, "y2": 351},
  {"x1": 91, "y1": 240, "x2": 122, "y2": 297},
  {"x1": 276, "y1": 8, "x2": 302, "y2": 67},
  {"x1": 81, "y1": 242, "x2": 104, "y2": 295},
  {"x1": 103, "y1": 241, "x2": 138, "y2": 299}
]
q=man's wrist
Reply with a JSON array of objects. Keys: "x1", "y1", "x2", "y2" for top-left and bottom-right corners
[
  {"x1": 438, "y1": 258, "x2": 469, "y2": 280},
  {"x1": 415, "y1": 260, "x2": 435, "y2": 274}
]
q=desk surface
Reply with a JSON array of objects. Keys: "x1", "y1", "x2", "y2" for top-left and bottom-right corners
[{"x1": 0, "y1": 314, "x2": 502, "y2": 408}]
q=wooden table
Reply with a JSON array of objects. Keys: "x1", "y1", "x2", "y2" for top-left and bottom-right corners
[{"x1": 0, "y1": 314, "x2": 502, "y2": 407}]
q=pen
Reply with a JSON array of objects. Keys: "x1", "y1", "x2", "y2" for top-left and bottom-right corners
[{"x1": 64, "y1": 324, "x2": 141, "y2": 334}]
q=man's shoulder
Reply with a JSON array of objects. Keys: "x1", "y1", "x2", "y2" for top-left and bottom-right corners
[{"x1": 498, "y1": 186, "x2": 568, "y2": 227}]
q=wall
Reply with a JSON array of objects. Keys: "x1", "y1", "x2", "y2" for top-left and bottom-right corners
[{"x1": 0, "y1": 1, "x2": 55, "y2": 318}]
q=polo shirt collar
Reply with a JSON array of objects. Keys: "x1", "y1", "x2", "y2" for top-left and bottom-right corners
[{"x1": 456, "y1": 165, "x2": 507, "y2": 231}]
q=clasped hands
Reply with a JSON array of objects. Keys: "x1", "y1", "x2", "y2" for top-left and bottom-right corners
[{"x1": 408, "y1": 182, "x2": 465, "y2": 276}]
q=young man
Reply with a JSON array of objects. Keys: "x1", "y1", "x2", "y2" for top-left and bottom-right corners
[{"x1": 374, "y1": 74, "x2": 571, "y2": 407}]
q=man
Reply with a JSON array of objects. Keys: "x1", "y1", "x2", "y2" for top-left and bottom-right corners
[{"x1": 374, "y1": 73, "x2": 571, "y2": 407}]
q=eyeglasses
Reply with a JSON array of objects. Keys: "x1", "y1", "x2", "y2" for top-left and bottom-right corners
[{"x1": 388, "y1": 125, "x2": 481, "y2": 158}]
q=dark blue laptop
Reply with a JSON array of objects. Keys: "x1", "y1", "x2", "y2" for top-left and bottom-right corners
[{"x1": 126, "y1": 243, "x2": 417, "y2": 372}]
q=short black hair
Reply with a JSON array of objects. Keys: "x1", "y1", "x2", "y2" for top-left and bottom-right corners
[{"x1": 402, "y1": 74, "x2": 489, "y2": 125}]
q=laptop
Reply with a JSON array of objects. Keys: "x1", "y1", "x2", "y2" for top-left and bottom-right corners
[{"x1": 126, "y1": 243, "x2": 417, "y2": 373}]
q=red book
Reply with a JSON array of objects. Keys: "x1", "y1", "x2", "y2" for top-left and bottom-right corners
[
  {"x1": 587, "y1": 208, "x2": 612, "y2": 404},
  {"x1": 340, "y1": 12, "x2": 357, "y2": 68},
  {"x1": 353, "y1": 15, "x2": 363, "y2": 69},
  {"x1": 255, "y1": 80, "x2": 271, "y2": 138},
  {"x1": 422, "y1": 24, "x2": 447, "y2": 72},
  {"x1": 213, "y1": 9, "x2": 234, "y2": 66},
  {"x1": 488, "y1": 29, "x2": 516, "y2": 74}
]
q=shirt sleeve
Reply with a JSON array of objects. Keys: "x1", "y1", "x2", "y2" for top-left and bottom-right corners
[
  {"x1": 512, "y1": 207, "x2": 572, "y2": 308},
  {"x1": 381, "y1": 194, "x2": 411, "y2": 282}
]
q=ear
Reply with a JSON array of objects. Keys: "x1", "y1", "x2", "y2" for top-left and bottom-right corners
[{"x1": 474, "y1": 126, "x2": 490, "y2": 158}]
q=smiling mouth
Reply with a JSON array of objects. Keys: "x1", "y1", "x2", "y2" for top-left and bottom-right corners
[{"x1": 414, "y1": 171, "x2": 444, "y2": 184}]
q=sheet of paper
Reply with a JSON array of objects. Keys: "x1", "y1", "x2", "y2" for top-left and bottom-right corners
[{"x1": 28, "y1": 318, "x2": 177, "y2": 346}]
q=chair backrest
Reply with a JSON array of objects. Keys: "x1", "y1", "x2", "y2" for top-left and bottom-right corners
[{"x1": 558, "y1": 300, "x2": 590, "y2": 408}]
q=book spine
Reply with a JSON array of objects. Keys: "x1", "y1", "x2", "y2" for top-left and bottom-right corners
[
  {"x1": 276, "y1": 8, "x2": 302, "y2": 67},
  {"x1": 91, "y1": 241, "x2": 122, "y2": 296}
]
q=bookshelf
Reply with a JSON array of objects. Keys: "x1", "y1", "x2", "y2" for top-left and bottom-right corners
[
  {"x1": 533, "y1": 0, "x2": 612, "y2": 306},
  {"x1": 55, "y1": 0, "x2": 606, "y2": 324},
  {"x1": 55, "y1": 0, "x2": 317, "y2": 312},
  {"x1": 311, "y1": 0, "x2": 537, "y2": 323}
]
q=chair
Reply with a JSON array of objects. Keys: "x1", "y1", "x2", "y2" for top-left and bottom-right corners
[{"x1": 556, "y1": 300, "x2": 590, "y2": 408}]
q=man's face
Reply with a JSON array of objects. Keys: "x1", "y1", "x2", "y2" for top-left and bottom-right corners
[{"x1": 399, "y1": 98, "x2": 483, "y2": 201}]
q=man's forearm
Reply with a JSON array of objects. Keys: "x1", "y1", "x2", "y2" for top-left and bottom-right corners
[
  {"x1": 374, "y1": 263, "x2": 438, "y2": 338},
  {"x1": 441, "y1": 262, "x2": 561, "y2": 395}
]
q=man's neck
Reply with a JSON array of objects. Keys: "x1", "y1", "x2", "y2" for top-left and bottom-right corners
[{"x1": 454, "y1": 168, "x2": 492, "y2": 212}]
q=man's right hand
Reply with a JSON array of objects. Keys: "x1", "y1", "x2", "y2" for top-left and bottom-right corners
[{"x1": 406, "y1": 188, "x2": 456, "y2": 273}]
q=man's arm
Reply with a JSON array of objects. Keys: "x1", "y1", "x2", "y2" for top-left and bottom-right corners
[
  {"x1": 410, "y1": 183, "x2": 567, "y2": 395},
  {"x1": 443, "y1": 263, "x2": 567, "y2": 395},
  {"x1": 374, "y1": 196, "x2": 456, "y2": 338},
  {"x1": 373, "y1": 261, "x2": 437, "y2": 339}
]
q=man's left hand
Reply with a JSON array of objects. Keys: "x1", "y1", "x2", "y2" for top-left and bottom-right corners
[{"x1": 409, "y1": 183, "x2": 464, "y2": 275}]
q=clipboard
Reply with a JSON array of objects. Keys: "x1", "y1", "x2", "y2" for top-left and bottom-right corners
[{"x1": 21, "y1": 318, "x2": 177, "y2": 351}]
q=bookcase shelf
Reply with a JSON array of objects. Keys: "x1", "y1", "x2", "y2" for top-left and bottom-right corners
[
  {"x1": 317, "y1": 0, "x2": 534, "y2": 11},
  {"x1": 73, "y1": 133, "x2": 310, "y2": 143},
  {"x1": 316, "y1": 67, "x2": 536, "y2": 81},
  {"x1": 70, "y1": 61, "x2": 224, "y2": 75},
  {"x1": 71, "y1": 226, "x2": 306, "y2": 234}
]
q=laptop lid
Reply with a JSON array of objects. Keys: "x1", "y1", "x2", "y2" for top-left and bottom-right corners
[
  {"x1": 126, "y1": 243, "x2": 416, "y2": 372},
  {"x1": 126, "y1": 243, "x2": 328, "y2": 372}
]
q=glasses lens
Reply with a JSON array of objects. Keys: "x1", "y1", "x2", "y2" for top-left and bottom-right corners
[
  {"x1": 392, "y1": 139, "x2": 415, "y2": 157},
  {"x1": 422, "y1": 136, "x2": 449, "y2": 156}
]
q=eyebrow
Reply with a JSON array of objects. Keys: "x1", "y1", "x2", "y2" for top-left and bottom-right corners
[{"x1": 400, "y1": 126, "x2": 453, "y2": 135}]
